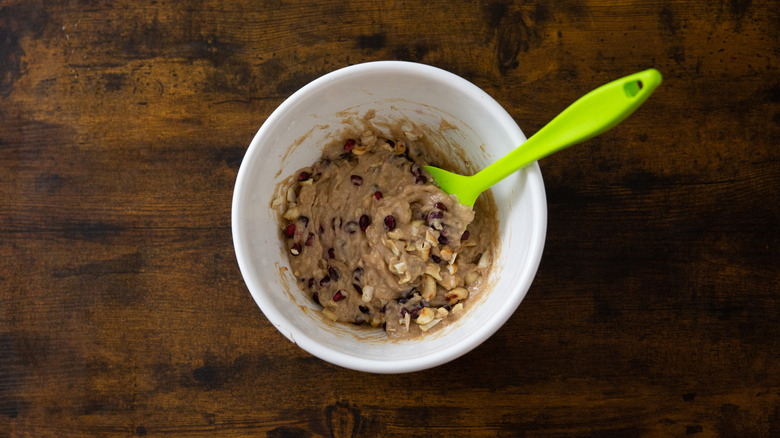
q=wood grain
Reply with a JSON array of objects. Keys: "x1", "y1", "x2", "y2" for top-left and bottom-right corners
[{"x1": 1, "y1": 0, "x2": 778, "y2": 436}]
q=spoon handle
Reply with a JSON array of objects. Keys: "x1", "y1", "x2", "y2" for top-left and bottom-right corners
[{"x1": 473, "y1": 69, "x2": 662, "y2": 189}]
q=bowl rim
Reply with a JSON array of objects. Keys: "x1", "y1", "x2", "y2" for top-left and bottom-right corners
[{"x1": 232, "y1": 60, "x2": 547, "y2": 373}]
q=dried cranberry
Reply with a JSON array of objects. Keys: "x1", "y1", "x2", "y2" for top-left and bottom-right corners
[
  {"x1": 415, "y1": 175, "x2": 427, "y2": 184},
  {"x1": 333, "y1": 290, "x2": 346, "y2": 302},
  {"x1": 299, "y1": 171, "x2": 311, "y2": 181},
  {"x1": 427, "y1": 211, "x2": 443, "y2": 222},
  {"x1": 384, "y1": 215, "x2": 396, "y2": 231},
  {"x1": 359, "y1": 305, "x2": 369, "y2": 314},
  {"x1": 312, "y1": 292, "x2": 321, "y2": 306},
  {"x1": 318, "y1": 224, "x2": 325, "y2": 234},
  {"x1": 374, "y1": 191, "x2": 383, "y2": 200},
  {"x1": 438, "y1": 235, "x2": 449, "y2": 245},
  {"x1": 359, "y1": 214, "x2": 370, "y2": 231},
  {"x1": 307, "y1": 278, "x2": 315, "y2": 288},
  {"x1": 352, "y1": 267, "x2": 364, "y2": 283},
  {"x1": 461, "y1": 230, "x2": 470, "y2": 241},
  {"x1": 410, "y1": 305, "x2": 422, "y2": 319},
  {"x1": 435, "y1": 202, "x2": 448, "y2": 211},
  {"x1": 305, "y1": 232, "x2": 314, "y2": 246},
  {"x1": 431, "y1": 254, "x2": 442, "y2": 263},
  {"x1": 353, "y1": 283, "x2": 363, "y2": 295},
  {"x1": 350, "y1": 175, "x2": 363, "y2": 186},
  {"x1": 328, "y1": 266, "x2": 340, "y2": 281},
  {"x1": 344, "y1": 139, "x2": 356, "y2": 152},
  {"x1": 319, "y1": 276, "x2": 331, "y2": 287},
  {"x1": 410, "y1": 163, "x2": 422, "y2": 177},
  {"x1": 328, "y1": 248, "x2": 336, "y2": 259},
  {"x1": 283, "y1": 223, "x2": 296, "y2": 238},
  {"x1": 291, "y1": 242, "x2": 302, "y2": 256}
]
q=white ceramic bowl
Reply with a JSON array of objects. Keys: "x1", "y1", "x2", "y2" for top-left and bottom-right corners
[{"x1": 232, "y1": 61, "x2": 546, "y2": 373}]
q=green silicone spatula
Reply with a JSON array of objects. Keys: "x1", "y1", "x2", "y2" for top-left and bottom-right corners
[{"x1": 424, "y1": 68, "x2": 663, "y2": 207}]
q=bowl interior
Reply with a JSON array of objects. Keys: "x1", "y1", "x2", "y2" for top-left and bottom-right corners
[{"x1": 232, "y1": 62, "x2": 546, "y2": 373}]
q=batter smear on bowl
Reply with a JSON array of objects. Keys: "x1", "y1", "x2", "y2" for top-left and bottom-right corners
[{"x1": 275, "y1": 127, "x2": 497, "y2": 338}]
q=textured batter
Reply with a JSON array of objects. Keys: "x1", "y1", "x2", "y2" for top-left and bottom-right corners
[{"x1": 274, "y1": 127, "x2": 496, "y2": 338}]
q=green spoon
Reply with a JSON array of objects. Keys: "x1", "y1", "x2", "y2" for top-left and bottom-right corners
[{"x1": 424, "y1": 68, "x2": 663, "y2": 207}]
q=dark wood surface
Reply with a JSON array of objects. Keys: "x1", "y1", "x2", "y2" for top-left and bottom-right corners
[{"x1": 1, "y1": 0, "x2": 778, "y2": 436}]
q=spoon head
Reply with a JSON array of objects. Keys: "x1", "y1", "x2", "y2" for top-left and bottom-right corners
[{"x1": 424, "y1": 166, "x2": 480, "y2": 207}]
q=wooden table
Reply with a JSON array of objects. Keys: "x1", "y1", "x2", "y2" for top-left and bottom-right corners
[{"x1": 1, "y1": 1, "x2": 777, "y2": 436}]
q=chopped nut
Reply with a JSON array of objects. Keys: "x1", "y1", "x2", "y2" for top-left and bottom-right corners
[
  {"x1": 447, "y1": 263, "x2": 458, "y2": 275},
  {"x1": 352, "y1": 145, "x2": 367, "y2": 155},
  {"x1": 415, "y1": 307, "x2": 435, "y2": 325},
  {"x1": 387, "y1": 230, "x2": 403, "y2": 240},
  {"x1": 435, "y1": 307, "x2": 449, "y2": 319},
  {"x1": 389, "y1": 260, "x2": 407, "y2": 275},
  {"x1": 425, "y1": 230, "x2": 438, "y2": 247},
  {"x1": 424, "y1": 263, "x2": 442, "y2": 281},
  {"x1": 404, "y1": 130, "x2": 419, "y2": 141},
  {"x1": 437, "y1": 272, "x2": 461, "y2": 291},
  {"x1": 299, "y1": 179, "x2": 313, "y2": 186},
  {"x1": 419, "y1": 319, "x2": 441, "y2": 332},
  {"x1": 283, "y1": 206, "x2": 300, "y2": 220},
  {"x1": 403, "y1": 312, "x2": 411, "y2": 331},
  {"x1": 445, "y1": 287, "x2": 469, "y2": 305},
  {"x1": 451, "y1": 303, "x2": 464, "y2": 314},
  {"x1": 322, "y1": 308, "x2": 338, "y2": 321},
  {"x1": 440, "y1": 246, "x2": 454, "y2": 261},
  {"x1": 477, "y1": 252, "x2": 491, "y2": 269},
  {"x1": 361, "y1": 285, "x2": 374, "y2": 302},
  {"x1": 421, "y1": 275, "x2": 436, "y2": 300},
  {"x1": 286, "y1": 186, "x2": 296, "y2": 203},
  {"x1": 465, "y1": 271, "x2": 481, "y2": 285},
  {"x1": 394, "y1": 141, "x2": 406, "y2": 155},
  {"x1": 398, "y1": 271, "x2": 412, "y2": 284},
  {"x1": 370, "y1": 317, "x2": 381, "y2": 327},
  {"x1": 272, "y1": 196, "x2": 284, "y2": 208}
]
